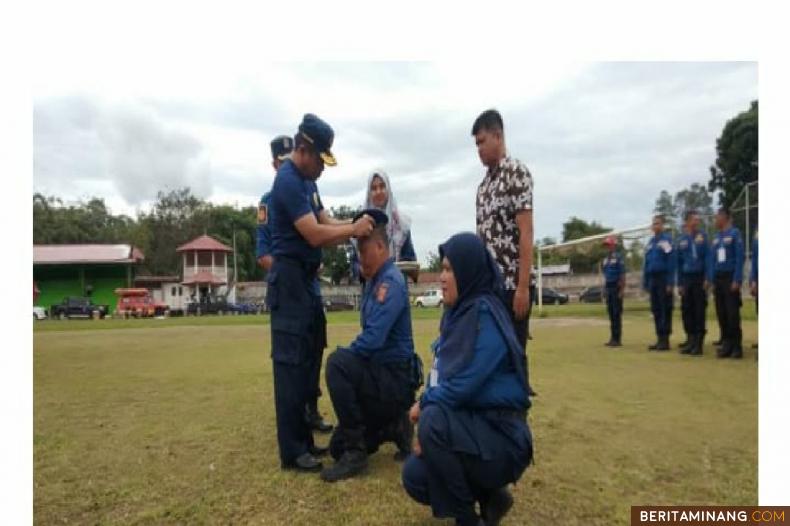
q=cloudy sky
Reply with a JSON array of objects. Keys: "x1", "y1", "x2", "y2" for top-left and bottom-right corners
[{"x1": 33, "y1": 61, "x2": 757, "y2": 264}]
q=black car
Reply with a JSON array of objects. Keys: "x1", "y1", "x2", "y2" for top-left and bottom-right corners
[
  {"x1": 187, "y1": 296, "x2": 231, "y2": 315},
  {"x1": 50, "y1": 297, "x2": 109, "y2": 320},
  {"x1": 324, "y1": 297, "x2": 356, "y2": 312},
  {"x1": 579, "y1": 286, "x2": 604, "y2": 303},
  {"x1": 541, "y1": 288, "x2": 569, "y2": 305}
]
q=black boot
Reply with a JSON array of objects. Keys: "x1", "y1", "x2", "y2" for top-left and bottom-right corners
[
  {"x1": 730, "y1": 343, "x2": 743, "y2": 359},
  {"x1": 717, "y1": 340, "x2": 732, "y2": 358},
  {"x1": 306, "y1": 404, "x2": 334, "y2": 434},
  {"x1": 282, "y1": 452, "x2": 323, "y2": 473},
  {"x1": 655, "y1": 336, "x2": 670, "y2": 351},
  {"x1": 689, "y1": 334, "x2": 703, "y2": 357},
  {"x1": 679, "y1": 336, "x2": 693, "y2": 354},
  {"x1": 648, "y1": 340, "x2": 660, "y2": 351},
  {"x1": 480, "y1": 487, "x2": 514, "y2": 526},
  {"x1": 320, "y1": 429, "x2": 368, "y2": 482}
]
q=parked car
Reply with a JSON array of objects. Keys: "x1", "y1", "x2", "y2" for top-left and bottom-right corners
[
  {"x1": 228, "y1": 301, "x2": 259, "y2": 315},
  {"x1": 50, "y1": 297, "x2": 109, "y2": 320},
  {"x1": 114, "y1": 288, "x2": 169, "y2": 317},
  {"x1": 540, "y1": 288, "x2": 569, "y2": 305},
  {"x1": 186, "y1": 295, "x2": 233, "y2": 315},
  {"x1": 33, "y1": 306, "x2": 48, "y2": 321},
  {"x1": 324, "y1": 297, "x2": 355, "y2": 312},
  {"x1": 579, "y1": 286, "x2": 604, "y2": 303},
  {"x1": 414, "y1": 289, "x2": 443, "y2": 308}
]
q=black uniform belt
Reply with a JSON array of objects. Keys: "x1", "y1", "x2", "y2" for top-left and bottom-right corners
[
  {"x1": 481, "y1": 408, "x2": 527, "y2": 421},
  {"x1": 278, "y1": 256, "x2": 320, "y2": 277}
]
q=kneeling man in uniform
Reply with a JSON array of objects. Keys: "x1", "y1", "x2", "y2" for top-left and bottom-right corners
[{"x1": 321, "y1": 209, "x2": 420, "y2": 483}]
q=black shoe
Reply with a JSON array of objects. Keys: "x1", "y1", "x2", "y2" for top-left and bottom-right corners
[
  {"x1": 320, "y1": 449, "x2": 368, "y2": 482},
  {"x1": 648, "y1": 341, "x2": 659, "y2": 351},
  {"x1": 604, "y1": 339, "x2": 615, "y2": 347},
  {"x1": 688, "y1": 335, "x2": 703, "y2": 357},
  {"x1": 678, "y1": 339, "x2": 691, "y2": 351},
  {"x1": 730, "y1": 346, "x2": 743, "y2": 359},
  {"x1": 309, "y1": 445, "x2": 329, "y2": 457},
  {"x1": 610, "y1": 340, "x2": 622, "y2": 347},
  {"x1": 528, "y1": 387, "x2": 538, "y2": 397},
  {"x1": 307, "y1": 408, "x2": 334, "y2": 434},
  {"x1": 282, "y1": 452, "x2": 323, "y2": 473},
  {"x1": 717, "y1": 342, "x2": 732, "y2": 358},
  {"x1": 481, "y1": 487, "x2": 514, "y2": 526},
  {"x1": 713, "y1": 338, "x2": 723, "y2": 346},
  {"x1": 655, "y1": 337, "x2": 670, "y2": 351}
]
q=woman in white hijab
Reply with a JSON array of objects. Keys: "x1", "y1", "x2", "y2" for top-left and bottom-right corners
[{"x1": 351, "y1": 170, "x2": 417, "y2": 281}]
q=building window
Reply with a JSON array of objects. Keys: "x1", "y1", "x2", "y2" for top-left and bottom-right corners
[
  {"x1": 171, "y1": 287, "x2": 177, "y2": 296},
  {"x1": 178, "y1": 287, "x2": 183, "y2": 296}
]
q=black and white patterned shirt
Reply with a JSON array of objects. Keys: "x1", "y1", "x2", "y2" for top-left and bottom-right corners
[{"x1": 476, "y1": 156, "x2": 534, "y2": 290}]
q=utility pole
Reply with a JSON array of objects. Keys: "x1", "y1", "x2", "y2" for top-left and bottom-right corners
[{"x1": 232, "y1": 227, "x2": 238, "y2": 302}]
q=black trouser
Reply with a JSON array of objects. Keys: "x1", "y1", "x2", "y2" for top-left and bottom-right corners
[
  {"x1": 648, "y1": 273, "x2": 673, "y2": 338},
  {"x1": 267, "y1": 258, "x2": 323, "y2": 465},
  {"x1": 680, "y1": 273, "x2": 706, "y2": 338},
  {"x1": 402, "y1": 405, "x2": 532, "y2": 524},
  {"x1": 325, "y1": 349, "x2": 414, "y2": 457},
  {"x1": 306, "y1": 305, "x2": 327, "y2": 412},
  {"x1": 503, "y1": 289, "x2": 532, "y2": 392},
  {"x1": 605, "y1": 283, "x2": 623, "y2": 341},
  {"x1": 714, "y1": 271, "x2": 742, "y2": 347}
]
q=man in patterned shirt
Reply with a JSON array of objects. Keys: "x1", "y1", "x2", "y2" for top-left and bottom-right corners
[{"x1": 472, "y1": 109, "x2": 537, "y2": 397}]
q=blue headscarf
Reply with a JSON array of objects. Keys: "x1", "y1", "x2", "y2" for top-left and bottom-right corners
[{"x1": 437, "y1": 233, "x2": 527, "y2": 384}]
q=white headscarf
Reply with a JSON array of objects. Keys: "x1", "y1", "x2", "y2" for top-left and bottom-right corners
[{"x1": 364, "y1": 169, "x2": 412, "y2": 259}]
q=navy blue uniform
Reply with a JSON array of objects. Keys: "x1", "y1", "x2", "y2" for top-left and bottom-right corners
[
  {"x1": 259, "y1": 189, "x2": 328, "y2": 422},
  {"x1": 602, "y1": 251, "x2": 625, "y2": 342},
  {"x1": 709, "y1": 226, "x2": 745, "y2": 355},
  {"x1": 267, "y1": 159, "x2": 327, "y2": 466},
  {"x1": 750, "y1": 231, "x2": 758, "y2": 314},
  {"x1": 325, "y1": 259, "x2": 417, "y2": 458},
  {"x1": 643, "y1": 232, "x2": 675, "y2": 340},
  {"x1": 676, "y1": 230, "x2": 709, "y2": 343},
  {"x1": 402, "y1": 304, "x2": 532, "y2": 524}
]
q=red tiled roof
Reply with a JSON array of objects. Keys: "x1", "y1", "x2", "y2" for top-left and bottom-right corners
[
  {"x1": 182, "y1": 271, "x2": 226, "y2": 285},
  {"x1": 417, "y1": 272, "x2": 441, "y2": 284},
  {"x1": 176, "y1": 235, "x2": 232, "y2": 253},
  {"x1": 33, "y1": 244, "x2": 145, "y2": 265}
]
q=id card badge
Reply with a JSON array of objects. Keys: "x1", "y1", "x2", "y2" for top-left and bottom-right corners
[
  {"x1": 429, "y1": 366, "x2": 438, "y2": 388},
  {"x1": 717, "y1": 247, "x2": 726, "y2": 263}
]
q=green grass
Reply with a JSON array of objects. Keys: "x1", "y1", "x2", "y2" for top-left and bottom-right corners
[{"x1": 34, "y1": 309, "x2": 758, "y2": 525}]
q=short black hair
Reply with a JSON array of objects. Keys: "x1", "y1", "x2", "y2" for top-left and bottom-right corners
[
  {"x1": 471, "y1": 109, "x2": 504, "y2": 136},
  {"x1": 717, "y1": 207, "x2": 731, "y2": 218},
  {"x1": 653, "y1": 214, "x2": 665, "y2": 224},
  {"x1": 684, "y1": 209, "x2": 699, "y2": 221},
  {"x1": 359, "y1": 225, "x2": 390, "y2": 250}
]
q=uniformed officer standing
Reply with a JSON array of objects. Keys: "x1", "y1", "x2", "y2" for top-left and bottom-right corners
[
  {"x1": 267, "y1": 114, "x2": 374, "y2": 473},
  {"x1": 675, "y1": 210, "x2": 710, "y2": 356},
  {"x1": 258, "y1": 136, "x2": 333, "y2": 435},
  {"x1": 601, "y1": 236, "x2": 625, "y2": 347},
  {"x1": 320, "y1": 210, "x2": 420, "y2": 482},
  {"x1": 708, "y1": 207, "x2": 745, "y2": 359},
  {"x1": 643, "y1": 215, "x2": 675, "y2": 351}
]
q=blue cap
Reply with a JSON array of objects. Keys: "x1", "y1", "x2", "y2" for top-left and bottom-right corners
[
  {"x1": 297, "y1": 113, "x2": 337, "y2": 166},
  {"x1": 353, "y1": 208, "x2": 388, "y2": 226},
  {"x1": 270, "y1": 135, "x2": 293, "y2": 161}
]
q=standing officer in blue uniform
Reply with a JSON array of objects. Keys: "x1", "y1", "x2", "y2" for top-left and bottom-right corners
[
  {"x1": 267, "y1": 114, "x2": 374, "y2": 473},
  {"x1": 708, "y1": 207, "x2": 745, "y2": 359},
  {"x1": 402, "y1": 233, "x2": 532, "y2": 526},
  {"x1": 320, "y1": 210, "x2": 420, "y2": 483},
  {"x1": 258, "y1": 135, "x2": 334, "y2": 435},
  {"x1": 601, "y1": 236, "x2": 625, "y2": 347},
  {"x1": 643, "y1": 215, "x2": 675, "y2": 351},
  {"x1": 675, "y1": 210, "x2": 710, "y2": 356}
]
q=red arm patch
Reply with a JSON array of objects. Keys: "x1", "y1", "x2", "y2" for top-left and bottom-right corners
[{"x1": 376, "y1": 283, "x2": 389, "y2": 303}]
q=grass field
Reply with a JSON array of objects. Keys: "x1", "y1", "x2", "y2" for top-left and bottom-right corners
[{"x1": 34, "y1": 303, "x2": 758, "y2": 525}]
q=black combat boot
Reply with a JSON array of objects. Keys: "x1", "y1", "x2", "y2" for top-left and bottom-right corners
[
  {"x1": 717, "y1": 340, "x2": 732, "y2": 358},
  {"x1": 480, "y1": 487, "x2": 514, "y2": 526},
  {"x1": 282, "y1": 452, "x2": 323, "y2": 473},
  {"x1": 320, "y1": 429, "x2": 368, "y2": 483},
  {"x1": 688, "y1": 334, "x2": 703, "y2": 357},
  {"x1": 730, "y1": 341, "x2": 743, "y2": 359},
  {"x1": 655, "y1": 336, "x2": 670, "y2": 351},
  {"x1": 679, "y1": 336, "x2": 693, "y2": 354}
]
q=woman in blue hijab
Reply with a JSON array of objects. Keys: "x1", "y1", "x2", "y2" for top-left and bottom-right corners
[{"x1": 401, "y1": 233, "x2": 533, "y2": 526}]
